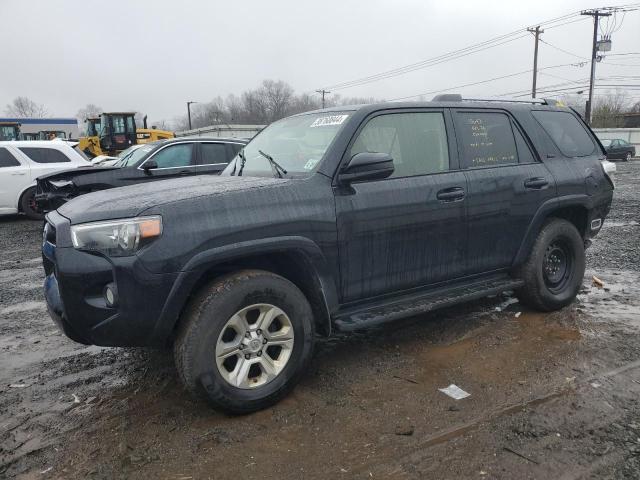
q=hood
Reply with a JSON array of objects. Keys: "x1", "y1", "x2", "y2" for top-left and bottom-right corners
[
  {"x1": 37, "y1": 165, "x2": 119, "y2": 182},
  {"x1": 57, "y1": 175, "x2": 289, "y2": 224}
]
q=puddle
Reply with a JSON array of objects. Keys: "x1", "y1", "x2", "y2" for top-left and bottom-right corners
[
  {"x1": 579, "y1": 270, "x2": 640, "y2": 327},
  {"x1": 603, "y1": 220, "x2": 639, "y2": 228},
  {"x1": 0, "y1": 301, "x2": 45, "y2": 315}
]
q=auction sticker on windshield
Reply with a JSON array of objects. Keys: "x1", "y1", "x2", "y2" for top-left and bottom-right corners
[{"x1": 310, "y1": 114, "x2": 349, "y2": 127}]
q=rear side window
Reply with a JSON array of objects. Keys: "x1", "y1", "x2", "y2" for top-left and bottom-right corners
[
  {"x1": 19, "y1": 147, "x2": 71, "y2": 163},
  {"x1": 200, "y1": 143, "x2": 228, "y2": 164},
  {"x1": 0, "y1": 147, "x2": 20, "y2": 167},
  {"x1": 532, "y1": 110, "x2": 596, "y2": 157},
  {"x1": 456, "y1": 112, "x2": 518, "y2": 168},
  {"x1": 350, "y1": 112, "x2": 450, "y2": 178}
]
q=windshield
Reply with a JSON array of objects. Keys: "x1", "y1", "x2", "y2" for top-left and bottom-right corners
[
  {"x1": 115, "y1": 144, "x2": 154, "y2": 167},
  {"x1": 222, "y1": 111, "x2": 352, "y2": 176},
  {"x1": 0, "y1": 125, "x2": 19, "y2": 140},
  {"x1": 600, "y1": 139, "x2": 612, "y2": 147}
]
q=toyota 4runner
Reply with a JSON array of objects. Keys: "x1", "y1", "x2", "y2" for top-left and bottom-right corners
[{"x1": 42, "y1": 97, "x2": 613, "y2": 413}]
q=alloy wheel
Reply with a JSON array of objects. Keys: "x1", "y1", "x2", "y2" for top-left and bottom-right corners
[{"x1": 215, "y1": 304, "x2": 294, "y2": 389}]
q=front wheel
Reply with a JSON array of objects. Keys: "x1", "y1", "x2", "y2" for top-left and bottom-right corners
[
  {"x1": 625, "y1": 152, "x2": 632, "y2": 162},
  {"x1": 515, "y1": 218, "x2": 585, "y2": 312},
  {"x1": 20, "y1": 187, "x2": 44, "y2": 220},
  {"x1": 174, "y1": 270, "x2": 315, "y2": 414}
]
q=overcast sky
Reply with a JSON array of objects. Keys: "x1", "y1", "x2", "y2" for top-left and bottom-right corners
[{"x1": 1, "y1": 0, "x2": 638, "y2": 124}]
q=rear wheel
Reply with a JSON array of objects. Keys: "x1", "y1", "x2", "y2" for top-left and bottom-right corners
[
  {"x1": 174, "y1": 270, "x2": 315, "y2": 414},
  {"x1": 20, "y1": 187, "x2": 44, "y2": 220},
  {"x1": 625, "y1": 152, "x2": 632, "y2": 162},
  {"x1": 515, "y1": 218, "x2": 585, "y2": 311}
]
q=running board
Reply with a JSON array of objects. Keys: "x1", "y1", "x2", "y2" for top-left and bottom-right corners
[{"x1": 333, "y1": 276, "x2": 524, "y2": 332}]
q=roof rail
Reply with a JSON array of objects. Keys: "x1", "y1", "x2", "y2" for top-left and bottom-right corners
[{"x1": 431, "y1": 94, "x2": 549, "y2": 105}]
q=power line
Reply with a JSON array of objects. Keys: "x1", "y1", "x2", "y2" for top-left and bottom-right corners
[
  {"x1": 318, "y1": 9, "x2": 588, "y2": 91},
  {"x1": 539, "y1": 38, "x2": 588, "y2": 60},
  {"x1": 388, "y1": 62, "x2": 588, "y2": 101}
]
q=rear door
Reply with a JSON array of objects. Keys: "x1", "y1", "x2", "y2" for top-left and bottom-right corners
[
  {"x1": 195, "y1": 141, "x2": 238, "y2": 175},
  {"x1": 0, "y1": 147, "x2": 30, "y2": 211},
  {"x1": 16, "y1": 146, "x2": 74, "y2": 180},
  {"x1": 452, "y1": 109, "x2": 556, "y2": 274},
  {"x1": 335, "y1": 109, "x2": 468, "y2": 302}
]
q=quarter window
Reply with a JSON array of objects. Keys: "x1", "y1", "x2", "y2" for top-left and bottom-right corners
[
  {"x1": 514, "y1": 127, "x2": 536, "y2": 163},
  {"x1": 349, "y1": 112, "x2": 450, "y2": 178},
  {"x1": 148, "y1": 144, "x2": 193, "y2": 168},
  {"x1": 456, "y1": 112, "x2": 518, "y2": 168},
  {"x1": 19, "y1": 147, "x2": 71, "y2": 163},
  {"x1": 532, "y1": 110, "x2": 596, "y2": 157},
  {"x1": 200, "y1": 143, "x2": 228, "y2": 164},
  {"x1": 0, "y1": 147, "x2": 20, "y2": 167}
]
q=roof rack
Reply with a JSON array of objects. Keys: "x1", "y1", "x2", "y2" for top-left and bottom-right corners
[{"x1": 432, "y1": 94, "x2": 554, "y2": 105}]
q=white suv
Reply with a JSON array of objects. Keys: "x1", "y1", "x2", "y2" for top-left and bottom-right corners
[{"x1": 0, "y1": 141, "x2": 91, "y2": 219}]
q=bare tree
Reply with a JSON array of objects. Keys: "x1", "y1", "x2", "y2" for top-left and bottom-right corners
[
  {"x1": 172, "y1": 79, "x2": 384, "y2": 131},
  {"x1": 591, "y1": 90, "x2": 632, "y2": 128},
  {"x1": 5, "y1": 96, "x2": 48, "y2": 118},
  {"x1": 75, "y1": 103, "x2": 102, "y2": 122}
]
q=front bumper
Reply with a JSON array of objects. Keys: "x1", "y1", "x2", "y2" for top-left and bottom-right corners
[{"x1": 42, "y1": 212, "x2": 180, "y2": 347}]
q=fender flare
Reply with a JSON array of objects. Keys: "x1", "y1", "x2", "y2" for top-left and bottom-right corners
[
  {"x1": 16, "y1": 182, "x2": 37, "y2": 211},
  {"x1": 150, "y1": 236, "x2": 339, "y2": 343},
  {"x1": 513, "y1": 194, "x2": 592, "y2": 266}
]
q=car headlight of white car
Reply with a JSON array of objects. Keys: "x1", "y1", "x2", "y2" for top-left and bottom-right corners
[{"x1": 70, "y1": 216, "x2": 162, "y2": 256}]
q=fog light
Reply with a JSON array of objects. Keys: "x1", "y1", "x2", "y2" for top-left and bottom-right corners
[
  {"x1": 103, "y1": 283, "x2": 118, "y2": 308},
  {"x1": 590, "y1": 218, "x2": 602, "y2": 231}
]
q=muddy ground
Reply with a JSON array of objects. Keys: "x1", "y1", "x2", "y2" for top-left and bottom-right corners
[{"x1": 1, "y1": 162, "x2": 639, "y2": 480}]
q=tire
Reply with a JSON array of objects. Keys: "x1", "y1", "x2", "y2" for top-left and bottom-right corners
[
  {"x1": 515, "y1": 218, "x2": 585, "y2": 312},
  {"x1": 20, "y1": 187, "x2": 44, "y2": 221},
  {"x1": 625, "y1": 152, "x2": 632, "y2": 162},
  {"x1": 174, "y1": 269, "x2": 315, "y2": 414}
]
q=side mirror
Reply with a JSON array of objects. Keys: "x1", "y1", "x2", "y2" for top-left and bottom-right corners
[
  {"x1": 143, "y1": 160, "x2": 158, "y2": 173},
  {"x1": 339, "y1": 152, "x2": 394, "y2": 184}
]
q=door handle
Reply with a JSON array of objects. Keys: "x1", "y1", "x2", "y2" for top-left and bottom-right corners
[
  {"x1": 10, "y1": 172, "x2": 26, "y2": 176},
  {"x1": 436, "y1": 187, "x2": 465, "y2": 202},
  {"x1": 524, "y1": 177, "x2": 549, "y2": 189}
]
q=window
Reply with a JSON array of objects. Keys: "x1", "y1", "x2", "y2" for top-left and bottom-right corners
[
  {"x1": 228, "y1": 143, "x2": 244, "y2": 156},
  {"x1": 200, "y1": 143, "x2": 228, "y2": 164},
  {"x1": 148, "y1": 144, "x2": 193, "y2": 168},
  {"x1": 0, "y1": 148, "x2": 20, "y2": 167},
  {"x1": 532, "y1": 110, "x2": 595, "y2": 157},
  {"x1": 349, "y1": 112, "x2": 449, "y2": 178},
  {"x1": 456, "y1": 112, "x2": 518, "y2": 168},
  {"x1": 19, "y1": 147, "x2": 70, "y2": 163}
]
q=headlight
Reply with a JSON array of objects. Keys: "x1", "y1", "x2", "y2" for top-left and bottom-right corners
[{"x1": 70, "y1": 216, "x2": 162, "y2": 256}]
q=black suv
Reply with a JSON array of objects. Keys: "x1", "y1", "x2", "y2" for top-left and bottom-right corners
[
  {"x1": 35, "y1": 137, "x2": 247, "y2": 211},
  {"x1": 42, "y1": 98, "x2": 613, "y2": 413}
]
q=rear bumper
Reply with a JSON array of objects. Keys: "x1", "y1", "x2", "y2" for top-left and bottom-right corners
[{"x1": 42, "y1": 214, "x2": 180, "y2": 347}]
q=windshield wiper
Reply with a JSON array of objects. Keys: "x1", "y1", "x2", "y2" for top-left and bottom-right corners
[
  {"x1": 236, "y1": 149, "x2": 247, "y2": 176},
  {"x1": 258, "y1": 150, "x2": 287, "y2": 178}
]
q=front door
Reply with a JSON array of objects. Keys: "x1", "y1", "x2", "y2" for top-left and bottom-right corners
[
  {"x1": 452, "y1": 109, "x2": 556, "y2": 274},
  {"x1": 335, "y1": 109, "x2": 467, "y2": 303},
  {"x1": 120, "y1": 142, "x2": 197, "y2": 185}
]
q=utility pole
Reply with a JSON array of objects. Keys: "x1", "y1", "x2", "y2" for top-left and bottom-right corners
[
  {"x1": 527, "y1": 26, "x2": 544, "y2": 98},
  {"x1": 581, "y1": 9, "x2": 611, "y2": 125},
  {"x1": 186, "y1": 101, "x2": 197, "y2": 130},
  {"x1": 315, "y1": 89, "x2": 330, "y2": 108}
]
